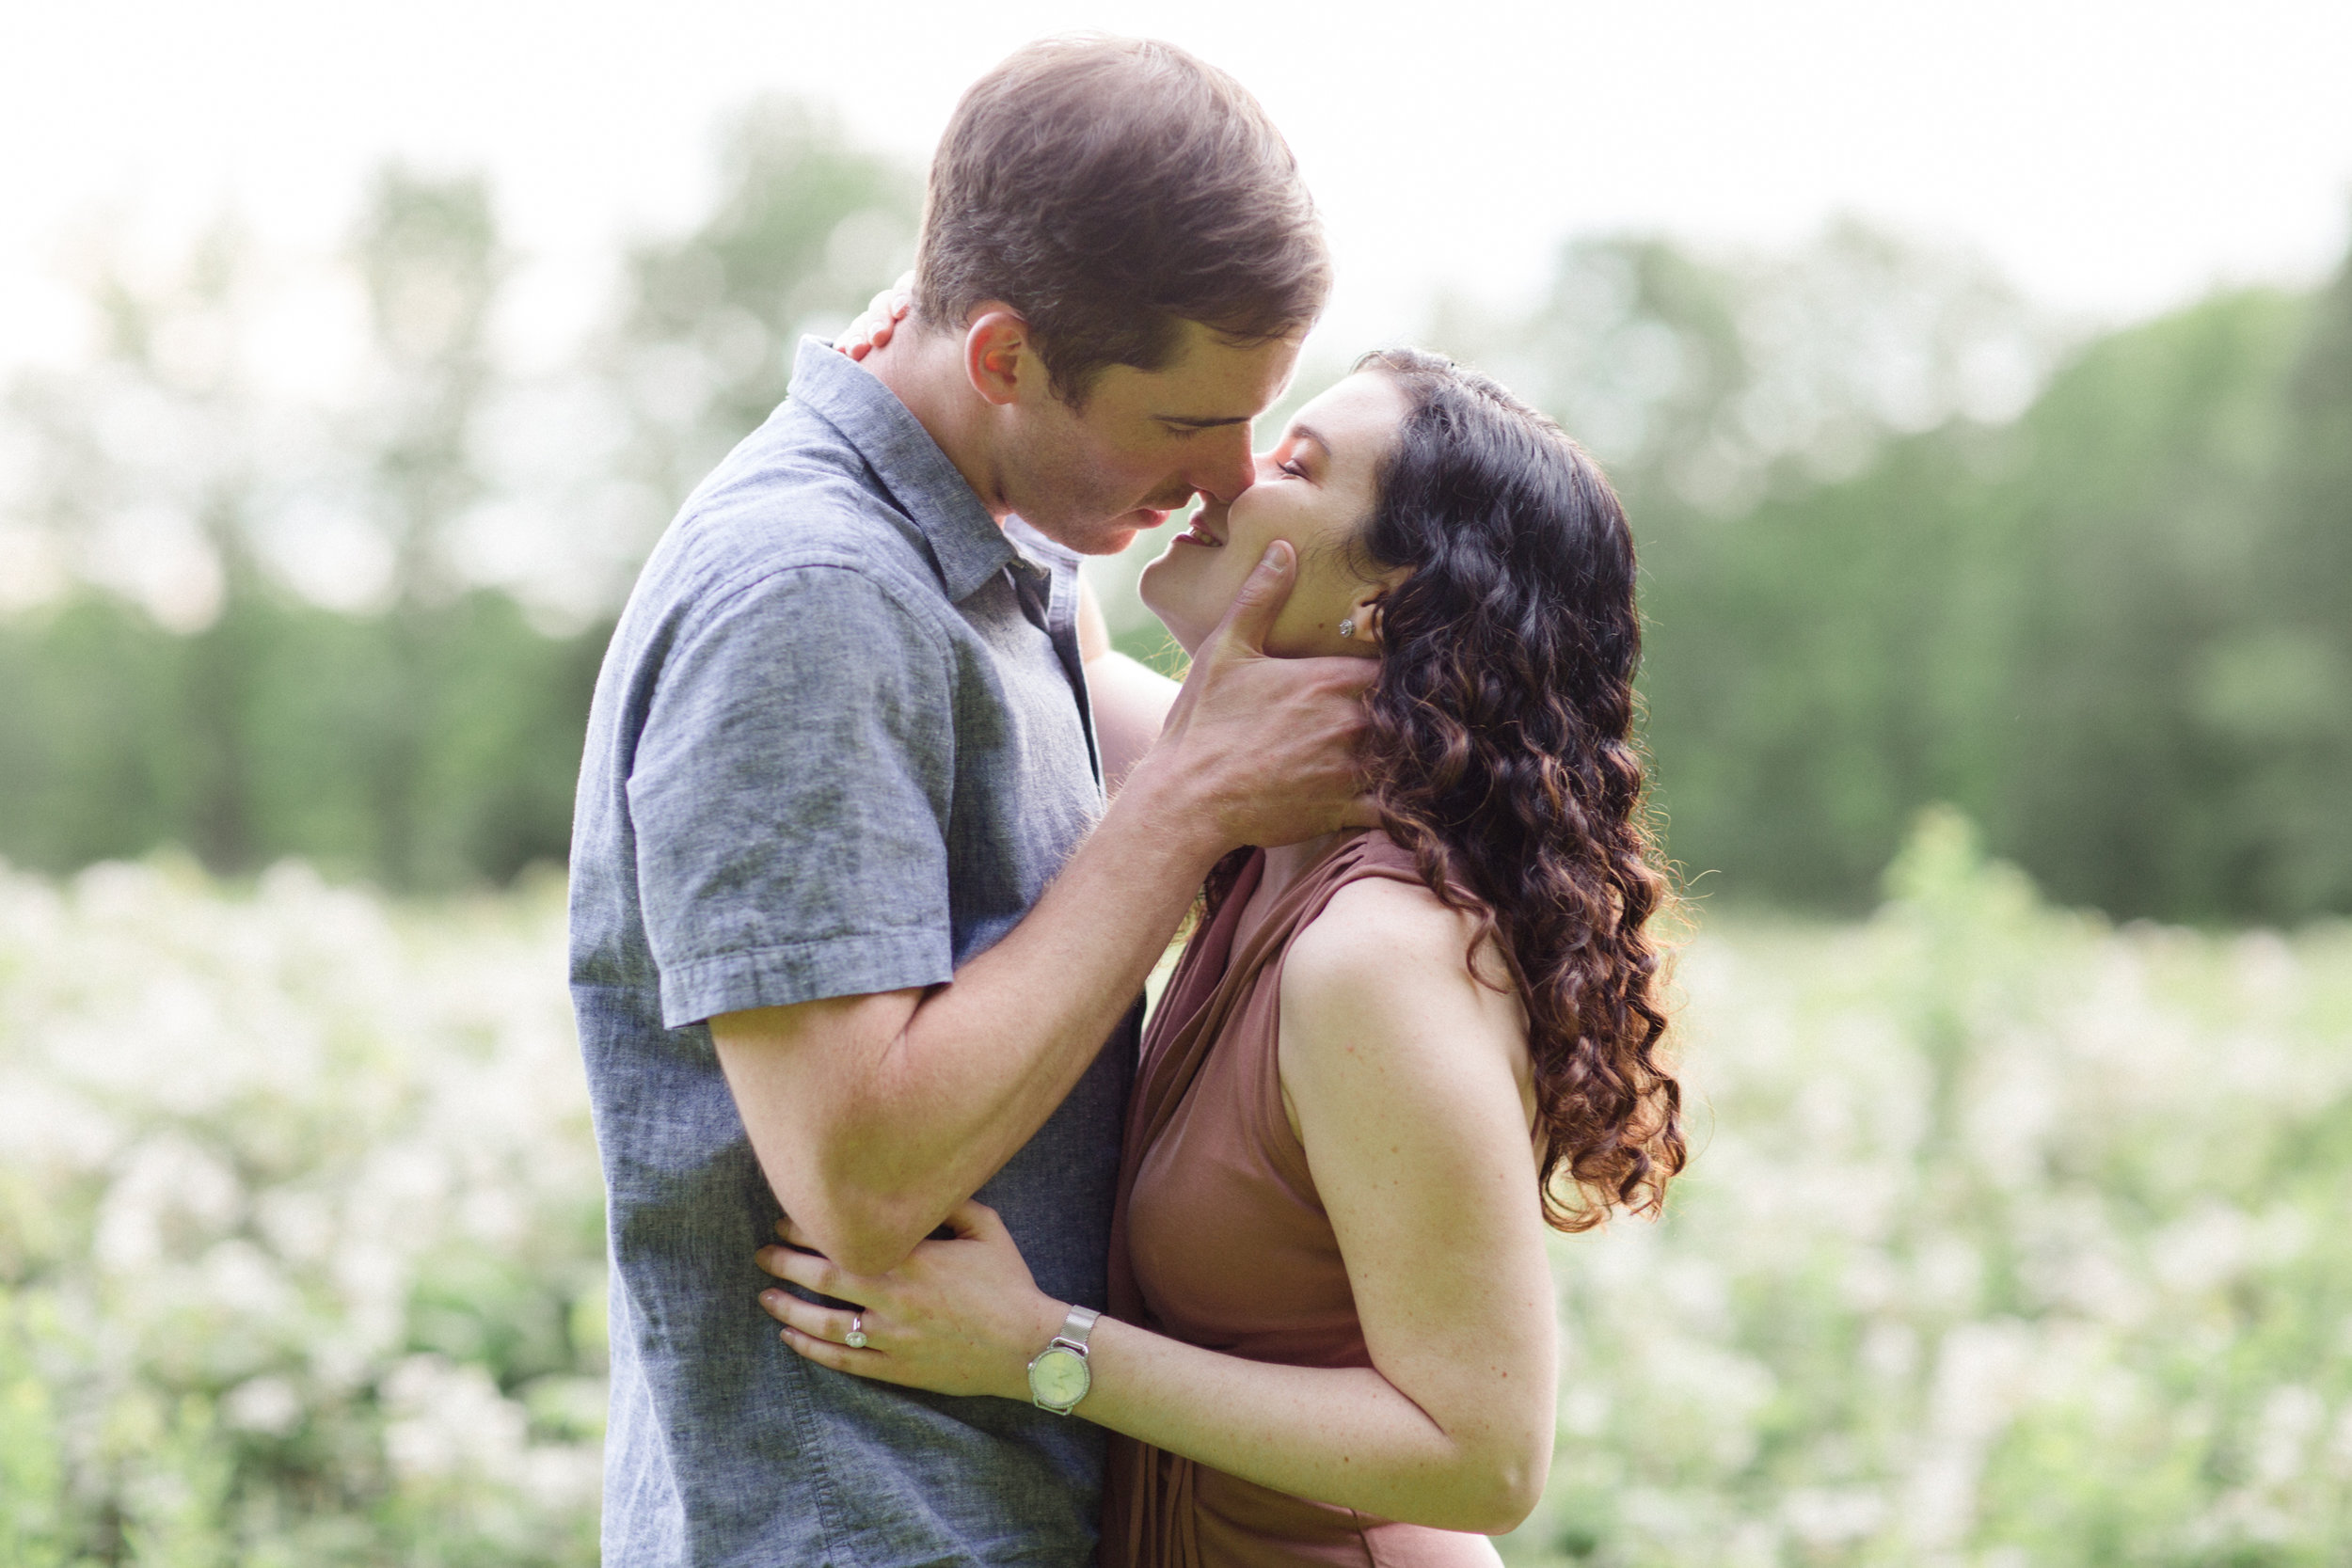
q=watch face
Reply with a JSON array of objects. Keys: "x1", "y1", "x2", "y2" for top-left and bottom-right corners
[{"x1": 1029, "y1": 1347, "x2": 1089, "y2": 1409}]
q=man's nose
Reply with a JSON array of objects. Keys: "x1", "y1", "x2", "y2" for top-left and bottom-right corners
[{"x1": 1191, "y1": 427, "x2": 1260, "y2": 506}]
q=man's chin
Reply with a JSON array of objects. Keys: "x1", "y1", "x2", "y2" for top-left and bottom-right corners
[
  {"x1": 1015, "y1": 502, "x2": 1180, "y2": 557},
  {"x1": 1083, "y1": 505, "x2": 1172, "y2": 551}
]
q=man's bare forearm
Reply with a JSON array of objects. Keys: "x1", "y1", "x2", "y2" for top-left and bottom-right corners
[
  {"x1": 717, "y1": 544, "x2": 1370, "y2": 1273},
  {"x1": 854, "y1": 761, "x2": 1215, "y2": 1199},
  {"x1": 718, "y1": 759, "x2": 1220, "y2": 1273}
]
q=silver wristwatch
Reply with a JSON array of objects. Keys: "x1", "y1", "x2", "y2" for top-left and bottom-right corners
[{"x1": 1025, "y1": 1305, "x2": 1100, "y2": 1415}]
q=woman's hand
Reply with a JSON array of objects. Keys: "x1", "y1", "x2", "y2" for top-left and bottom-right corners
[
  {"x1": 755, "y1": 1199, "x2": 1067, "y2": 1402},
  {"x1": 832, "y1": 271, "x2": 915, "y2": 361}
]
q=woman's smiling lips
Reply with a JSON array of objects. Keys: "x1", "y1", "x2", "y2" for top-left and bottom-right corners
[{"x1": 1173, "y1": 514, "x2": 1225, "y2": 546}]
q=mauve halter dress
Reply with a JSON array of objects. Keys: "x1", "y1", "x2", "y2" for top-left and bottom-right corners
[{"x1": 1099, "y1": 832, "x2": 1507, "y2": 1568}]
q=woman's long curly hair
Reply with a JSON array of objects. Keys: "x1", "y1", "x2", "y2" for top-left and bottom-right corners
[{"x1": 1337, "y1": 348, "x2": 1683, "y2": 1229}]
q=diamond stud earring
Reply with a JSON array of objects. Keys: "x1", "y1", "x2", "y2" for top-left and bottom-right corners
[{"x1": 1337, "y1": 618, "x2": 1355, "y2": 639}]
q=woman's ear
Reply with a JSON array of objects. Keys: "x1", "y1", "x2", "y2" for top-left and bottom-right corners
[{"x1": 1351, "y1": 571, "x2": 1410, "y2": 649}]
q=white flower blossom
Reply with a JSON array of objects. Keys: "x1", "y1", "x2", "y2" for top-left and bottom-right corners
[{"x1": 7, "y1": 825, "x2": 2349, "y2": 1564}]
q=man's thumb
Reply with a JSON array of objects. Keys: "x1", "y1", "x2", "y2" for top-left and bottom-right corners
[
  {"x1": 944, "y1": 1198, "x2": 1000, "y2": 1240},
  {"x1": 1213, "y1": 541, "x2": 1296, "y2": 654}
]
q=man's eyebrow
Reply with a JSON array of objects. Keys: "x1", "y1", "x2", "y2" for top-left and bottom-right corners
[{"x1": 1152, "y1": 412, "x2": 1253, "y2": 429}]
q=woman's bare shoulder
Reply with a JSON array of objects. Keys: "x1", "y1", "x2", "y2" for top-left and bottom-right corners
[
  {"x1": 1284, "y1": 867, "x2": 1512, "y2": 1009},
  {"x1": 1280, "y1": 868, "x2": 1526, "y2": 1097},
  {"x1": 1289, "y1": 874, "x2": 1459, "y2": 977}
]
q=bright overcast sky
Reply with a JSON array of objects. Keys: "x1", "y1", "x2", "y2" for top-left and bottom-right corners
[{"x1": 6, "y1": 0, "x2": 2352, "y2": 372}]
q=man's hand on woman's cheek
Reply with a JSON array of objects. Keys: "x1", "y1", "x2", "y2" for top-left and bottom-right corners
[{"x1": 1133, "y1": 541, "x2": 1378, "y2": 850}]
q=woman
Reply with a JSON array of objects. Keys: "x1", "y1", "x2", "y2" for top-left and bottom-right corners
[{"x1": 754, "y1": 349, "x2": 1686, "y2": 1565}]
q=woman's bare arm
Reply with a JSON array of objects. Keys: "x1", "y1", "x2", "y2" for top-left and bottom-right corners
[
  {"x1": 1073, "y1": 878, "x2": 1557, "y2": 1529},
  {"x1": 758, "y1": 876, "x2": 1558, "y2": 1534},
  {"x1": 1078, "y1": 576, "x2": 1180, "y2": 799}
]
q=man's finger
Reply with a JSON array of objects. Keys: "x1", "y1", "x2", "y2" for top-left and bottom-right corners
[
  {"x1": 1301, "y1": 651, "x2": 1380, "y2": 695},
  {"x1": 1206, "y1": 541, "x2": 1296, "y2": 658}
]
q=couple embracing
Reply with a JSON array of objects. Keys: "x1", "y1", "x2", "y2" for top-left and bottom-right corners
[{"x1": 570, "y1": 34, "x2": 1685, "y2": 1568}]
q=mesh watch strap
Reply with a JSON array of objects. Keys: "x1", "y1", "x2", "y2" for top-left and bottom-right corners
[{"x1": 1052, "y1": 1305, "x2": 1100, "y2": 1352}]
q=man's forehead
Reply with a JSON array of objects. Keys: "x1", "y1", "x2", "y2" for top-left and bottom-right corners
[{"x1": 1109, "y1": 323, "x2": 1302, "y2": 422}]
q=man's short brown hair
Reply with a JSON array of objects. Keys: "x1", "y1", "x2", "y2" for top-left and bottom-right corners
[{"x1": 914, "y1": 36, "x2": 1331, "y2": 404}]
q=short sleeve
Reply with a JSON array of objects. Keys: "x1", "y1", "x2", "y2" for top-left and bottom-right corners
[{"x1": 628, "y1": 565, "x2": 957, "y2": 1027}]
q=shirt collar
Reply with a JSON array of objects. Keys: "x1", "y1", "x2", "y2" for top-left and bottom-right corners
[{"x1": 787, "y1": 336, "x2": 1014, "y2": 602}]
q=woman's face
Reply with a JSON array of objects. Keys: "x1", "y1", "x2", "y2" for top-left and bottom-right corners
[{"x1": 1138, "y1": 371, "x2": 1411, "y2": 660}]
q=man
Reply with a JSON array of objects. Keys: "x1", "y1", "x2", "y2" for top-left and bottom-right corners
[{"x1": 569, "y1": 36, "x2": 1371, "y2": 1566}]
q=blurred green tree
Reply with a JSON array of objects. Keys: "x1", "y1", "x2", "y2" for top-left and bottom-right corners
[
  {"x1": 0, "y1": 175, "x2": 594, "y2": 889},
  {"x1": 1438, "y1": 219, "x2": 2349, "y2": 921},
  {"x1": 347, "y1": 167, "x2": 512, "y2": 887},
  {"x1": 2, "y1": 115, "x2": 2343, "y2": 922},
  {"x1": 0, "y1": 108, "x2": 919, "y2": 893},
  {"x1": 2223, "y1": 231, "x2": 2352, "y2": 915},
  {"x1": 1433, "y1": 218, "x2": 2053, "y2": 519},
  {"x1": 0, "y1": 216, "x2": 279, "y2": 876},
  {"x1": 1979, "y1": 287, "x2": 2312, "y2": 919},
  {"x1": 606, "y1": 98, "x2": 919, "y2": 548},
  {"x1": 1617, "y1": 275, "x2": 2325, "y2": 920}
]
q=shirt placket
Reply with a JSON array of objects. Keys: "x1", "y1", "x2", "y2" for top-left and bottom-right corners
[{"x1": 1009, "y1": 555, "x2": 1102, "y2": 791}]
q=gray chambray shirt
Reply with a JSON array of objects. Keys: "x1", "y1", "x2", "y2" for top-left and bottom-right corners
[{"x1": 569, "y1": 338, "x2": 1135, "y2": 1567}]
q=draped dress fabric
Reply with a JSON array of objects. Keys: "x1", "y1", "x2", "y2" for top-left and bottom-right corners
[{"x1": 1101, "y1": 831, "x2": 1505, "y2": 1568}]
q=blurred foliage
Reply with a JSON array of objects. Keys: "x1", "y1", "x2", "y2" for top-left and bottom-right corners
[
  {"x1": 0, "y1": 858, "x2": 599, "y2": 1566},
  {"x1": 0, "y1": 107, "x2": 2344, "y2": 921},
  {"x1": 0, "y1": 105, "x2": 913, "y2": 893},
  {"x1": 1637, "y1": 280, "x2": 2345, "y2": 922},
  {"x1": 607, "y1": 98, "x2": 919, "y2": 527},
  {"x1": 0, "y1": 591, "x2": 596, "y2": 886},
  {"x1": 6, "y1": 93, "x2": 2345, "y2": 1568},
  {"x1": 1435, "y1": 222, "x2": 2351, "y2": 922},
  {"x1": 1497, "y1": 809, "x2": 2352, "y2": 1567},
  {"x1": 6, "y1": 820, "x2": 2346, "y2": 1564}
]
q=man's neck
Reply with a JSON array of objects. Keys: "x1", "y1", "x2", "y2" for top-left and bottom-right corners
[{"x1": 861, "y1": 327, "x2": 1012, "y2": 524}]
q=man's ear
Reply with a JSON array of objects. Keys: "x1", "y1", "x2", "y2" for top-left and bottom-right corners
[{"x1": 961, "y1": 308, "x2": 1033, "y2": 407}]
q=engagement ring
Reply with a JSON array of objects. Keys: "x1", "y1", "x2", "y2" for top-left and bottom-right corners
[{"x1": 845, "y1": 1312, "x2": 867, "y2": 1350}]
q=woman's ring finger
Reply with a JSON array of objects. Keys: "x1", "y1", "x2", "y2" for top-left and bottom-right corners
[{"x1": 760, "y1": 1290, "x2": 871, "y2": 1351}]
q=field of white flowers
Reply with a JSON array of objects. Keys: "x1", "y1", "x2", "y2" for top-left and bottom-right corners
[
  {"x1": 2, "y1": 810, "x2": 2347, "y2": 1566},
  {"x1": 0, "y1": 857, "x2": 600, "y2": 1567}
]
